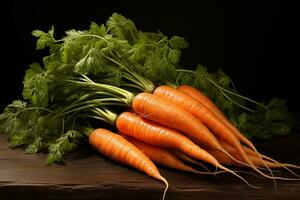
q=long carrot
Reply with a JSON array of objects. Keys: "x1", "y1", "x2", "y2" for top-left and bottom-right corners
[
  {"x1": 89, "y1": 128, "x2": 168, "y2": 199},
  {"x1": 172, "y1": 150, "x2": 211, "y2": 173},
  {"x1": 210, "y1": 140, "x2": 300, "y2": 179},
  {"x1": 132, "y1": 92, "x2": 229, "y2": 155},
  {"x1": 177, "y1": 84, "x2": 256, "y2": 150},
  {"x1": 243, "y1": 146, "x2": 300, "y2": 170},
  {"x1": 69, "y1": 76, "x2": 233, "y2": 158},
  {"x1": 173, "y1": 150, "x2": 263, "y2": 178},
  {"x1": 125, "y1": 136, "x2": 216, "y2": 175},
  {"x1": 177, "y1": 85, "x2": 299, "y2": 177},
  {"x1": 205, "y1": 145, "x2": 300, "y2": 180},
  {"x1": 116, "y1": 111, "x2": 257, "y2": 188},
  {"x1": 241, "y1": 145, "x2": 300, "y2": 177},
  {"x1": 71, "y1": 75, "x2": 239, "y2": 167},
  {"x1": 153, "y1": 85, "x2": 275, "y2": 180},
  {"x1": 177, "y1": 84, "x2": 264, "y2": 160}
]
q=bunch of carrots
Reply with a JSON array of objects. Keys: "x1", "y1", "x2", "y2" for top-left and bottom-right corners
[
  {"x1": 79, "y1": 82, "x2": 299, "y2": 200},
  {"x1": 1, "y1": 13, "x2": 299, "y2": 200}
]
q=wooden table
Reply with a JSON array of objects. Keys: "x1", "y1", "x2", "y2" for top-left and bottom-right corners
[{"x1": 1, "y1": 133, "x2": 300, "y2": 200}]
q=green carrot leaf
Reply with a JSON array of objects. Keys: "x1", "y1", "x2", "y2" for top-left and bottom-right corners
[{"x1": 32, "y1": 26, "x2": 55, "y2": 50}]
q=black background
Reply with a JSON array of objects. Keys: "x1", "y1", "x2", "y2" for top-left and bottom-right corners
[{"x1": 2, "y1": 0, "x2": 299, "y2": 111}]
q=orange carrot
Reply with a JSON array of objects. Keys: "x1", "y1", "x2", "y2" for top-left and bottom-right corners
[
  {"x1": 132, "y1": 92, "x2": 223, "y2": 152},
  {"x1": 153, "y1": 85, "x2": 275, "y2": 180},
  {"x1": 209, "y1": 140, "x2": 300, "y2": 180},
  {"x1": 204, "y1": 148, "x2": 238, "y2": 166},
  {"x1": 177, "y1": 85, "x2": 300, "y2": 177},
  {"x1": 116, "y1": 112, "x2": 256, "y2": 187},
  {"x1": 206, "y1": 146, "x2": 300, "y2": 179},
  {"x1": 125, "y1": 136, "x2": 213, "y2": 174},
  {"x1": 177, "y1": 85, "x2": 270, "y2": 167},
  {"x1": 89, "y1": 128, "x2": 168, "y2": 199},
  {"x1": 178, "y1": 85, "x2": 226, "y2": 119},
  {"x1": 243, "y1": 146, "x2": 300, "y2": 168},
  {"x1": 242, "y1": 145, "x2": 300, "y2": 176},
  {"x1": 173, "y1": 149, "x2": 262, "y2": 178},
  {"x1": 177, "y1": 85, "x2": 259, "y2": 150},
  {"x1": 172, "y1": 150, "x2": 211, "y2": 173},
  {"x1": 205, "y1": 147, "x2": 270, "y2": 168}
]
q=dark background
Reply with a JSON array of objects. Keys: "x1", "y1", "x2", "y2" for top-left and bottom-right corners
[{"x1": 2, "y1": 0, "x2": 299, "y2": 111}]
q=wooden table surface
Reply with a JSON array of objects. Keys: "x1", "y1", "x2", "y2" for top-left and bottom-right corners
[{"x1": 1, "y1": 133, "x2": 300, "y2": 200}]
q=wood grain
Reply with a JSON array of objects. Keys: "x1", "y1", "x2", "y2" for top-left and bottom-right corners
[{"x1": 1, "y1": 134, "x2": 300, "y2": 200}]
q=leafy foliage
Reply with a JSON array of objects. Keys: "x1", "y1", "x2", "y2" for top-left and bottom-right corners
[
  {"x1": 237, "y1": 98, "x2": 293, "y2": 140},
  {"x1": 47, "y1": 130, "x2": 83, "y2": 165},
  {"x1": 0, "y1": 12, "x2": 294, "y2": 165},
  {"x1": 32, "y1": 26, "x2": 55, "y2": 50},
  {"x1": 22, "y1": 63, "x2": 49, "y2": 106}
]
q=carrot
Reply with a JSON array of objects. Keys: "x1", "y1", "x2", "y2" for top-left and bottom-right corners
[
  {"x1": 243, "y1": 146, "x2": 300, "y2": 169},
  {"x1": 206, "y1": 145, "x2": 300, "y2": 179},
  {"x1": 177, "y1": 84, "x2": 261, "y2": 150},
  {"x1": 89, "y1": 128, "x2": 168, "y2": 200},
  {"x1": 204, "y1": 148, "x2": 238, "y2": 166},
  {"x1": 177, "y1": 84, "x2": 256, "y2": 150},
  {"x1": 210, "y1": 140, "x2": 300, "y2": 179},
  {"x1": 132, "y1": 92, "x2": 248, "y2": 170},
  {"x1": 172, "y1": 150, "x2": 211, "y2": 173},
  {"x1": 125, "y1": 136, "x2": 216, "y2": 175},
  {"x1": 177, "y1": 85, "x2": 274, "y2": 172},
  {"x1": 242, "y1": 145, "x2": 300, "y2": 176},
  {"x1": 177, "y1": 85, "x2": 226, "y2": 119},
  {"x1": 132, "y1": 92, "x2": 224, "y2": 153},
  {"x1": 205, "y1": 147, "x2": 271, "y2": 169},
  {"x1": 153, "y1": 85, "x2": 275, "y2": 180},
  {"x1": 173, "y1": 150, "x2": 264, "y2": 178},
  {"x1": 177, "y1": 86, "x2": 300, "y2": 183},
  {"x1": 116, "y1": 112, "x2": 257, "y2": 188}
]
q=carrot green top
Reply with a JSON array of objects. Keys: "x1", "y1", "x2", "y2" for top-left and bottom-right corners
[{"x1": 0, "y1": 13, "x2": 293, "y2": 165}]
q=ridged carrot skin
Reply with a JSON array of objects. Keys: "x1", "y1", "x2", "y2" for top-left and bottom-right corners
[
  {"x1": 116, "y1": 112, "x2": 220, "y2": 166},
  {"x1": 177, "y1": 85, "x2": 257, "y2": 154},
  {"x1": 153, "y1": 85, "x2": 241, "y2": 150},
  {"x1": 176, "y1": 85, "x2": 289, "y2": 178},
  {"x1": 131, "y1": 92, "x2": 223, "y2": 151},
  {"x1": 89, "y1": 128, "x2": 169, "y2": 200},
  {"x1": 125, "y1": 136, "x2": 198, "y2": 173},
  {"x1": 153, "y1": 85, "x2": 289, "y2": 181},
  {"x1": 116, "y1": 112, "x2": 256, "y2": 187},
  {"x1": 172, "y1": 150, "x2": 211, "y2": 172},
  {"x1": 152, "y1": 86, "x2": 265, "y2": 174}
]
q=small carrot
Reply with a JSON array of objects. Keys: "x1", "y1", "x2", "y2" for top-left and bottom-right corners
[
  {"x1": 153, "y1": 85, "x2": 274, "y2": 180},
  {"x1": 116, "y1": 112, "x2": 257, "y2": 188},
  {"x1": 89, "y1": 128, "x2": 168, "y2": 200}
]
